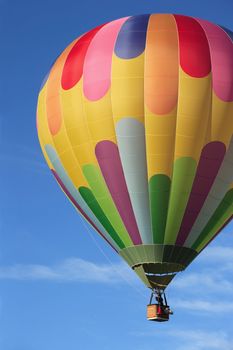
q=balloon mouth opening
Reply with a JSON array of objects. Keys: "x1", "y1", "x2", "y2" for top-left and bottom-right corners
[
  {"x1": 119, "y1": 244, "x2": 198, "y2": 289},
  {"x1": 133, "y1": 264, "x2": 181, "y2": 289}
]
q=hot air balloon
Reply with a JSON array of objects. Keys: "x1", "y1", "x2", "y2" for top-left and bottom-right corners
[{"x1": 37, "y1": 14, "x2": 233, "y2": 322}]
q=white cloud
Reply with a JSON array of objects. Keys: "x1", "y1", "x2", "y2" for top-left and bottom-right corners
[
  {"x1": 0, "y1": 245, "x2": 232, "y2": 313},
  {"x1": 173, "y1": 299, "x2": 233, "y2": 313},
  {"x1": 0, "y1": 257, "x2": 137, "y2": 285},
  {"x1": 173, "y1": 271, "x2": 233, "y2": 293},
  {"x1": 0, "y1": 245, "x2": 232, "y2": 289},
  {"x1": 168, "y1": 329, "x2": 233, "y2": 350},
  {"x1": 173, "y1": 245, "x2": 233, "y2": 295},
  {"x1": 198, "y1": 246, "x2": 233, "y2": 264},
  {"x1": 197, "y1": 246, "x2": 233, "y2": 274},
  {"x1": 132, "y1": 329, "x2": 233, "y2": 350}
]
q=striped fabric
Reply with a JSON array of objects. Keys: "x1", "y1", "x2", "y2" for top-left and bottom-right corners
[{"x1": 37, "y1": 14, "x2": 233, "y2": 287}]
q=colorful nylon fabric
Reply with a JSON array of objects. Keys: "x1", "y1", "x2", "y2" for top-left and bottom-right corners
[{"x1": 37, "y1": 14, "x2": 233, "y2": 269}]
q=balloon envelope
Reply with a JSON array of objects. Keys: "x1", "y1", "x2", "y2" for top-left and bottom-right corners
[{"x1": 37, "y1": 14, "x2": 233, "y2": 290}]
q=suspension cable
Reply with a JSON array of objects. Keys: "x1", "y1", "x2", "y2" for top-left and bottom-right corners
[{"x1": 79, "y1": 216, "x2": 146, "y2": 298}]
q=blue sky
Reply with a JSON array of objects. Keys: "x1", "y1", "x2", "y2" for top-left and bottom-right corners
[{"x1": 0, "y1": 0, "x2": 233, "y2": 349}]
